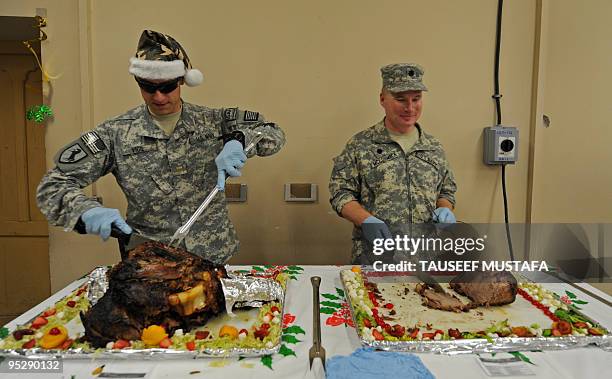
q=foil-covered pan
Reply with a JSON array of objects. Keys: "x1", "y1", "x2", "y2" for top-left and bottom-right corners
[
  {"x1": 221, "y1": 277, "x2": 284, "y2": 316},
  {"x1": 0, "y1": 266, "x2": 287, "y2": 359},
  {"x1": 341, "y1": 269, "x2": 611, "y2": 354}
]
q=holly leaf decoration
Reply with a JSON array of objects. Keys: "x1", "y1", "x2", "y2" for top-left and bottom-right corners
[
  {"x1": 287, "y1": 265, "x2": 304, "y2": 271},
  {"x1": 572, "y1": 300, "x2": 588, "y2": 305},
  {"x1": 320, "y1": 307, "x2": 337, "y2": 314},
  {"x1": 509, "y1": 351, "x2": 534, "y2": 365},
  {"x1": 321, "y1": 301, "x2": 342, "y2": 309},
  {"x1": 281, "y1": 335, "x2": 301, "y2": 344},
  {"x1": 336, "y1": 288, "x2": 345, "y2": 297},
  {"x1": 252, "y1": 266, "x2": 265, "y2": 272},
  {"x1": 279, "y1": 344, "x2": 296, "y2": 357},
  {"x1": 289, "y1": 275, "x2": 297, "y2": 280},
  {"x1": 0, "y1": 327, "x2": 8, "y2": 339},
  {"x1": 322, "y1": 294, "x2": 340, "y2": 301},
  {"x1": 261, "y1": 354, "x2": 273, "y2": 370},
  {"x1": 565, "y1": 291, "x2": 577, "y2": 299},
  {"x1": 283, "y1": 325, "x2": 305, "y2": 335}
]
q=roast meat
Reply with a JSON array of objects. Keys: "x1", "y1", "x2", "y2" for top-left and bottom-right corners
[
  {"x1": 450, "y1": 271, "x2": 518, "y2": 307},
  {"x1": 80, "y1": 241, "x2": 227, "y2": 347},
  {"x1": 415, "y1": 283, "x2": 468, "y2": 312}
]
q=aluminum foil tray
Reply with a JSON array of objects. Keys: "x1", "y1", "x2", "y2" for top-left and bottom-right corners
[
  {"x1": 0, "y1": 266, "x2": 287, "y2": 359},
  {"x1": 341, "y1": 269, "x2": 611, "y2": 354}
]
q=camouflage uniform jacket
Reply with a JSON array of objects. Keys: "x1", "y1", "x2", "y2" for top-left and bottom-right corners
[
  {"x1": 37, "y1": 102, "x2": 285, "y2": 264},
  {"x1": 329, "y1": 120, "x2": 456, "y2": 258}
]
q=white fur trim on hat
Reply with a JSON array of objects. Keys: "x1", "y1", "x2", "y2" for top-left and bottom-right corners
[
  {"x1": 184, "y1": 68, "x2": 203, "y2": 87},
  {"x1": 128, "y1": 57, "x2": 185, "y2": 80}
]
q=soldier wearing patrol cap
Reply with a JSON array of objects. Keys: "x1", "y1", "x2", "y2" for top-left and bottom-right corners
[
  {"x1": 37, "y1": 30, "x2": 285, "y2": 264},
  {"x1": 329, "y1": 63, "x2": 457, "y2": 263}
]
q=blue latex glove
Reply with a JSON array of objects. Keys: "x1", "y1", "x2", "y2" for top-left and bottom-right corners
[
  {"x1": 81, "y1": 207, "x2": 132, "y2": 241},
  {"x1": 327, "y1": 347, "x2": 435, "y2": 379},
  {"x1": 433, "y1": 207, "x2": 456, "y2": 223},
  {"x1": 215, "y1": 140, "x2": 247, "y2": 190},
  {"x1": 361, "y1": 216, "x2": 392, "y2": 243}
]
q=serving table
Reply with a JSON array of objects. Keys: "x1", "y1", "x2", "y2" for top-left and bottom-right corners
[{"x1": 1, "y1": 265, "x2": 611, "y2": 379}]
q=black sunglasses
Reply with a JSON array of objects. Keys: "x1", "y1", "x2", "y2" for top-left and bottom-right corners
[{"x1": 135, "y1": 77, "x2": 180, "y2": 94}]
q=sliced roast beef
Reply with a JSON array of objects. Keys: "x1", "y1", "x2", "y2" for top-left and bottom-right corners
[
  {"x1": 450, "y1": 271, "x2": 517, "y2": 307},
  {"x1": 415, "y1": 283, "x2": 469, "y2": 313}
]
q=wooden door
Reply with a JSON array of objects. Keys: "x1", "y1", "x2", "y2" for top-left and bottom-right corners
[{"x1": 0, "y1": 40, "x2": 50, "y2": 325}]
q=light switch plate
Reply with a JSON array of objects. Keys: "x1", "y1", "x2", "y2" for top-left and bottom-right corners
[{"x1": 284, "y1": 183, "x2": 317, "y2": 202}]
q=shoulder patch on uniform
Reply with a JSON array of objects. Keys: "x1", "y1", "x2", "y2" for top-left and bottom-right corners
[
  {"x1": 223, "y1": 108, "x2": 238, "y2": 121},
  {"x1": 81, "y1": 131, "x2": 106, "y2": 154},
  {"x1": 58, "y1": 143, "x2": 88, "y2": 164},
  {"x1": 243, "y1": 110, "x2": 259, "y2": 122}
]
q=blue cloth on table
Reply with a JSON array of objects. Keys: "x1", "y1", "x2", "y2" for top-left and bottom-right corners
[{"x1": 327, "y1": 347, "x2": 435, "y2": 379}]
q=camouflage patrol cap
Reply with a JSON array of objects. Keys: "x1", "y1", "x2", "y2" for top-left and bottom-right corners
[
  {"x1": 381, "y1": 63, "x2": 428, "y2": 92},
  {"x1": 128, "y1": 30, "x2": 203, "y2": 87}
]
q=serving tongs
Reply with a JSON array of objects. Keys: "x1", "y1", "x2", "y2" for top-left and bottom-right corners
[{"x1": 169, "y1": 131, "x2": 264, "y2": 247}]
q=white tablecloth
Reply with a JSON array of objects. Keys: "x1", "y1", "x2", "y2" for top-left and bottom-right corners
[{"x1": 2, "y1": 265, "x2": 611, "y2": 379}]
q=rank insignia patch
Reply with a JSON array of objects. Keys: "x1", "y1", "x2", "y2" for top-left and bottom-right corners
[
  {"x1": 81, "y1": 131, "x2": 106, "y2": 154},
  {"x1": 223, "y1": 108, "x2": 238, "y2": 121},
  {"x1": 58, "y1": 143, "x2": 87, "y2": 164},
  {"x1": 243, "y1": 110, "x2": 259, "y2": 122}
]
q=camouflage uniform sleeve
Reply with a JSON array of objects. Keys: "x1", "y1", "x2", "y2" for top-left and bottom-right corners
[
  {"x1": 36, "y1": 126, "x2": 116, "y2": 231},
  {"x1": 437, "y1": 154, "x2": 457, "y2": 207},
  {"x1": 329, "y1": 141, "x2": 361, "y2": 216},
  {"x1": 219, "y1": 108, "x2": 285, "y2": 157}
]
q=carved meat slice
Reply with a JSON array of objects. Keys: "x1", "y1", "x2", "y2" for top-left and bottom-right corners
[{"x1": 415, "y1": 283, "x2": 468, "y2": 313}]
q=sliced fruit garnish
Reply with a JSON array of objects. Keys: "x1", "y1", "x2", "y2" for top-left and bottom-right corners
[
  {"x1": 372, "y1": 329, "x2": 384, "y2": 341},
  {"x1": 40, "y1": 326, "x2": 68, "y2": 349},
  {"x1": 219, "y1": 325, "x2": 239, "y2": 339},
  {"x1": 42, "y1": 308, "x2": 57, "y2": 317},
  {"x1": 141, "y1": 325, "x2": 168, "y2": 346},
  {"x1": 113, "y1": 339, "x2": 130, "y2": 349},
  {"x1": 31, "y1": 316, "x2": 48, "y2": 329},
  {"x1": 195, "y1": 331, "x2": 209, "y2": 340}
]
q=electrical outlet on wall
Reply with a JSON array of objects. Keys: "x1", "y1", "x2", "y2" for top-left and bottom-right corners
[{"x1": 483, "y1": 126, "x2": 518, "y2": 165}]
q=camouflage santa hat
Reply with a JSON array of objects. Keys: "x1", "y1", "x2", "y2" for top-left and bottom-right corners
[{"x1": 128, "y1": 30, "x2": 203, "y2": 87}]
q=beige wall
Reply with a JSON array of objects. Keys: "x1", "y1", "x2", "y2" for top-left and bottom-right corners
[
  {"x1": 1, "y1": 0, "x2": 610, "y2": 291},
  {"x1": 531, "y1": 0, "x2": 612, "y2": 223},
  {"x1": 89, "y1": 0, "x2": 537, "y2": 268}
]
